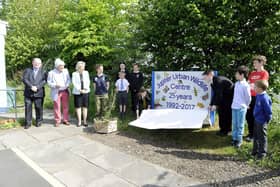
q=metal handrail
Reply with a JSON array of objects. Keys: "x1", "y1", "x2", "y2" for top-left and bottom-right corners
[{"x1": 0, "y1": 88, "x2": 24, "y2": 120}]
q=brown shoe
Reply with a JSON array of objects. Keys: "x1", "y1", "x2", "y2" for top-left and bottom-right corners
[
  {"x1": 63, "y1": 121, "x2": 70, "y2": 125},
  {"x1": 54, "y1": 123, "x2": 59, "y2": 127}
]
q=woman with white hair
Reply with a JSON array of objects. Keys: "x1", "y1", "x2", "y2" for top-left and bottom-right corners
[
  {"x1": 72, "y1": 61, "x2": 90, "y2": 127},
  {"x1": 47, "y1": 58, "x2": 71, "y2": 127}
]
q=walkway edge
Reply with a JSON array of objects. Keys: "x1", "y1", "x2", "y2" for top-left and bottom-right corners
[{"x1": 11, "y1": 147, "x2": 65, "y2": 187}]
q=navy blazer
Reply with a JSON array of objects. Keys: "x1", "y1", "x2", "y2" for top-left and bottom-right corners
[
  {"x1": 211, "y1": 76, "x2": 234, "y2": 106},
  {"x1": 22, "y1": 67, "x2": 47, "y2": 98}
]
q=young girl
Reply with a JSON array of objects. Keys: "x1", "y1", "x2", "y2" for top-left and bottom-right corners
[
  {"x1": 136, "y1": 87, "x2": 151, "y2": 119},
  {"x1": 231, "y1": 66, "x2": 251, "y2": 148}
]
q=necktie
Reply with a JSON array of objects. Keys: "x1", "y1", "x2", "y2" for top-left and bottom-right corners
[
  {"x1": 120, "y1": 79, "x2": 124, "y2": 90},
  {"x1": 143, "y1": 97, "x2": 146, "y2": 109}
]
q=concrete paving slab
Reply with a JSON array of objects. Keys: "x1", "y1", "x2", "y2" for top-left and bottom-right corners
[
  {"x1": 0, "y1": 149, "x2": 51, "y2": 187},
  {"x1": 24, "y1": 126, "x2": 54, "y2": 134},
  {"x1": 53, "y1": 157, "x2": 108, "y2": 187},
  {"x1": 89, "y1": 148, "x2": 136, "y2": 173},
  {"x1": 85, "y1": 173, "x2": 136, "y2": 187},
  {"x1": 23, "y1": 143, "x2": 83, "y2": 174},
  {"x1": 145, "y1": 170, "x2": 204, "y2": 187},
  {"x1": 55, "y1": 125, "x2": 86, "y2": 136},
  {"x1": 53, "y1": 135, "x2": 93, "y2": 150},
  {"x1": 119, "y1": 160, "x2": 169, "y2": 185},
  {"x1": 0, "y1": 130, "x2": 38, "y2": 149},
  {"x1": 0, "y1": 110, "x2": 207, "y2": 187},
  {"x1": 71, "y1": 141, "x2": 113, "y2": 160},
  {"x1": 27, "y1": 130, "x2": 66, "y2": 142},
  {"x1": 0, "y1": 142, "x2": 6, "y2": 150}
]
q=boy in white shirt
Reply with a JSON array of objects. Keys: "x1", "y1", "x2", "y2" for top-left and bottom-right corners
[
  {"x1": 231, "y1": 65, "x2": 251, "y2": 148},
  {"x1": 115, "y1": 71, "x2": 129, "y2": 120}
]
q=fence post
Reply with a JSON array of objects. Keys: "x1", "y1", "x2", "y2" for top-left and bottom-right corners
[{"x1": 14, "y1": 89, "x2": 18, "y2": 121}]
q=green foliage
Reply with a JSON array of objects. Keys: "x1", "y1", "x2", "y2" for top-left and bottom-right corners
[
  {"x1": 136, "y1": 0, "x2": 280, "y2": 93},
  {"x1": 1, "y1": 0, "x2": 65, "y2": 76},
  {"x1": 1, "y1": 0, "x2": 140, "y2": 76},
  {"x1": 236, "y1": 104, "x2": 280, "y2": 169},
  {"x1": 51, "y1": 0, "x2": 138, "y2": 72}
]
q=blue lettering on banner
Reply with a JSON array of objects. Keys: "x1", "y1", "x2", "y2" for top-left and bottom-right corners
[
  {"x1": 190, "y1": 76, "x2": 208, "y2": 92},
  {"x1": 172, "y1": 73, "x2": 190, "y2": 80},
  {"x1": 169, "y1": 92, "x2": 192, "y2": 101},
  {"x1": 166, "y1": 102, "x2": 195, "y2": 110},
  {"x1": 170, "y1": 83, "x2": 190, "y2": 90},
  {"x1": 157, "y1": 76, "x2": 172, "y2": 89}
]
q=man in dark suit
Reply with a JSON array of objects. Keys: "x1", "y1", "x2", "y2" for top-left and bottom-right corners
[
  {"x1": 22, "y1": 58, "x2": 47, "y2": 129},
  {"x1": 203, "y1": 70, "x2": 234, "y2": 136}
]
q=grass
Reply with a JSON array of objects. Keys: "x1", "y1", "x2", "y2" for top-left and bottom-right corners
[
  {"x1": 0, "y1": 118, "x2": 23, "y2": 130},
  {"x1": 5, "y1": 79, "x2": 280, "y2": 169},
  {"x1": 116, "y1": 104, "x2": 280, "y2": 169}
]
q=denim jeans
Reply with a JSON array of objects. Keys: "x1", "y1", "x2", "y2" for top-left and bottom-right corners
[{"x1": 232, "y1": 108, "x2": 247, "y2": 143}]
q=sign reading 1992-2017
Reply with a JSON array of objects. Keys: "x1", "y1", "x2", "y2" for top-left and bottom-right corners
[{"x1": 152, "y1": 71, "x2": 211, "y2": 111}]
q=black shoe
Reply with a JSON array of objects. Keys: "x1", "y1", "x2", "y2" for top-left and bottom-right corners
[
  {"x1": 234, "y1": 142, "x2": 242, "y2": 148},
  {"x1": 257, "y1": 154, "x2": 266, "y2": 160},
  {"x1": 35, "y1": 122, "x2": 42, "y2": 127},
  {"x1": 245, "y1": 135, "x2": 253, "y2": 142},
  {"x1": 231, "y1": 140, "x2": 237, "y2": 146},
  {"x1": 24, "y1": 125, "x2": 31, "y2": 129},
  {"x1": 251, "y1": 152, "x2": 257, "y2": 157},
  {"x1": 216, "y1": 131, "x2": 227, "y2": 137},
  {"x1": 83, "y1": 123, "x2": 88, "y2": 127}
]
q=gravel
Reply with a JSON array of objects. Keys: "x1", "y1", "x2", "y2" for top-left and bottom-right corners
[{"x1": 84, "y1": 129, "x2": 280, "y2": 187}]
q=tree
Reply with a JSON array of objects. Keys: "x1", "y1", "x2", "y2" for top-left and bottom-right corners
[
  {"x1": 52, "y1": 0, "x2": 139, "y2": 72},
  {"x1": 136, "y1": 0, "x2": 280, "y2": 93},
  {"x1": 1, "y1": 0, "x2": 65, "y2": 76}
]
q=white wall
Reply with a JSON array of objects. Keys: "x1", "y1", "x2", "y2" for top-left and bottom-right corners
[{"x1": 0, "y1": 20, "x2": 8, "y2": 108}]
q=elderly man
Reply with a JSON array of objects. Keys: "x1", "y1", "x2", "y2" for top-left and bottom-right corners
[
  {"x1": 22, "y1": 58, "x2": 47, "y2": 129},
  {"x1": 47, "y1": 58, "x2": 71, "y2": 127}
]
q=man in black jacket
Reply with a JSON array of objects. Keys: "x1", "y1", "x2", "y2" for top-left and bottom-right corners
[
  {"x1": 128, "y1": 63, "x2": 144, "y2": 112},
  {"x1": 203, "y1": 70, "x2": 234, "y2": 136},
  {"x1": 22, "y1": 58, "x2": 47, "y2": 129}
]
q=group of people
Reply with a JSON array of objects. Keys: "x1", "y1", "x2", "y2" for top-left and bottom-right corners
[
  {"x1": 22, "y1": 55, "x2": 272, "y2": 159},
  {"x1": 22, "y1": 58, "x2": 151, "y2": 129},
  {"x1": 202, "y1": 55, "x2": 272, "y2": 159}
]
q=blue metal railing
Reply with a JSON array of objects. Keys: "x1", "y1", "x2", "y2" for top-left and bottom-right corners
[{"x1": 0, "y1": 88, "x2": 24, "y2": 120}]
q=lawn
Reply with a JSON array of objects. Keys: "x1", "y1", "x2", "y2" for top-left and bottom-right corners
[{"x1": 5, "y1": 79, "x2": 280, "y2": 169}]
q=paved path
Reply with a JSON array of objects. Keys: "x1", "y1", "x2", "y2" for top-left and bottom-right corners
[{"x1": 0, "y1": 111, "x2": 207, "y2": 187}]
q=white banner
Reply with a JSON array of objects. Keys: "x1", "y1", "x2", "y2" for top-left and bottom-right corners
[
  {"x1": 129, "y1": 71, "x2": 214, "y2": 129},
  {"x1": 129, "y1": 109, "x2": 210, "y2": 129}
]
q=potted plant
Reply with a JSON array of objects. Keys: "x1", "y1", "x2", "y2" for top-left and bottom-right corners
[{"x1": 93, "y1": 89, "x2": 118, "y2": 133}]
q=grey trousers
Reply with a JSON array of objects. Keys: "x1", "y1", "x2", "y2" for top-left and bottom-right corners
[{"x1": 252, "y1": 121, "x2": 268, "y2": 157}]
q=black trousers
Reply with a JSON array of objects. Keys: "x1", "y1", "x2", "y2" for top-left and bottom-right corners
[
  {"x1": 24, "y1": 97, "x2": 44, "y2": 126},
  {"x1": 218, "y1": 103, "x2": 232, "y2": 133},
  {"x1": 131, "y1": 90, "x2": 138, "y2": 111},
  {"x1": 252, "y1": 121, "x2": 267, "y2": 156},
  {"x1": 246, "y1": 96, "x2": 256, "y2": 137}
]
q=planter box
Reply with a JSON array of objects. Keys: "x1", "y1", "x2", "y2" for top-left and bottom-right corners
[{"x1": 93, "y1": 118, "x2": 118, "y2": 134}]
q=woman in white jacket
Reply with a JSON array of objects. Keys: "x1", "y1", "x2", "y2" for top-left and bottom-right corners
[{"x1": 72, "y1": 61, "x2": 90, "y2": 127}]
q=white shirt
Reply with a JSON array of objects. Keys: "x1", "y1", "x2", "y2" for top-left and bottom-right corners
[
  {"x1": 115, "y1": 78, "x2": 129, "y2": 91},
  {"x1": 231, "y1": 80, "x2": 251, "y2": 109}
]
